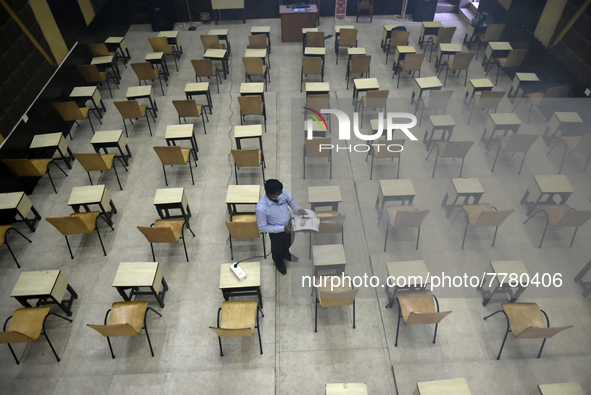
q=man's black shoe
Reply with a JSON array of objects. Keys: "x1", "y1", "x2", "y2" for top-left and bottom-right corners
[
  {"x1": 276, "y1": 261, "x2": 287, "y2": 275},
  {"x1": 284, "y1": 254, "x2": 298, "y2": 262}
]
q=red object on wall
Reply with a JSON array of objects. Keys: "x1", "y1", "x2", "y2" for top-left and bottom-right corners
[{"x1": 336, "y1": 0, "x2": 346, "y2": 17}]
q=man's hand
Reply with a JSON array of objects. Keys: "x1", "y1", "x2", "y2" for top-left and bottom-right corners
[
  {"x1": 297, "y1": 209, "x2": 308, "y2": 216},
  {"x1": 284, "y1": 224, "x2": 292, "y2": 233}
]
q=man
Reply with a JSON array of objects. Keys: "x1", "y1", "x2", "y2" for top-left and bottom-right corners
[{"x1": 256, "y1": 179, "x2": 307, "y2": 274}]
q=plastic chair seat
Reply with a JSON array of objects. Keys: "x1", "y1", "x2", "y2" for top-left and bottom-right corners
[
  {"x1": 6, "y1": 307, "x2": 51, "y2": 341},
  {"x1": 463, "y1": 203, "x2": 494, "y2": 226},
  {"x1": 386, "y1": 205, "x2": 417, "y2": 226},
  {"x1": 502, "y1": 303, "x2": 545, "y2": 337},
  {"x1": 154, "y1": 219, "x2": 185, "y2": 242},
  {"x1": 398, "y1": 290, "x2": 436, "y2": 323},
  {"x1": 108, "y1": 301, "x2": 149, "y2": 334},
  {"x1": 540, "y1": 204, "x2": 573, "y2": 226},
  {"x1": 219, "y1": 300, "x2": 257, "y2": 336}
]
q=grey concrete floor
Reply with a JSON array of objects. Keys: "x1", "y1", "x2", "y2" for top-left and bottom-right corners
[{"x1": 1, "y1": 12, "x2": 590, "y2": 395}]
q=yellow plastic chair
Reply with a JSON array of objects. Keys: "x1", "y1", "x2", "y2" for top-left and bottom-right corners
[
  {"x1": 137, "y1": 219, "x2": 194, "y2": 262},
  {"x1": 46, "y1": 212, "x2": 112, "y2": 259}
]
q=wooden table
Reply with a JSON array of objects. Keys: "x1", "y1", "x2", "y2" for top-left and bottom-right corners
[
  {"x1": 209, "y1": 29, "x2": 231, "y2": 55},
  {"x1": 464, "y1": 78, "x2": 494, "y2": 103},
  {"x1": 520, "y1": 175, "x2": 574, "y2": 216},
  {"x1": 414, "y1": 378, "x2": 471, "y2": 394},
  {"x1": 483, "y1": 41, "x2": 512, "y2": 68},
  {"x1": 441, "y1": 178, "x2": 484, "y2": 218},
  {"x1": 70, "y1": 86, "x2": 105, "y2": 116},
  {"x1": 542, "y1": 112, "x2": 583, "y2": 142},
  {"x1": 90, "y1": 129, "x2": 132, "y2": 167},
  {"x1": 385, "y1": 260, "x2": 430, "y2": 307},
  {"x1": 11, "y1": 270, "x2": 78, "y2": 316},
  {"x1": 240, "y1": 82, "x2": 266, "y2": 106},
  {"x1": 392, "y1": 45, "x2": 416, "y2": 68},
  {"x1": 419, "y1": 21, "x2": 443, "y2": 48},
  {"x1": 412, "y1": 77, "x2": 442, "y2": 109},
  {"x1": 280, "y1": 5, "x2": 318, "y2": 42},
  {"x1": 244, "y1": 48, "x2": 270, "y2": 68},
  {"x1": 306, "y1": 82, "x2": 330, "y2": 96},
  {"x1": 481, "y1": 113, "x2": 521, "y2": 147},
  {"x1": 481, "y1": 260, "x2": 529, "y2": 306},
  {"x1": 113, "y1": 262, "x2": 168, "y2": 308},
  {"x1": 424, "y1": 115, "x2": 455, "y2": 151},
  {"x1": 234, "y1": 124, "x2": 264, "y2": 164},
  {"x1": 326, "y1": 383, "x2": 368, "y2": 395},
  {"x1": 375, "y1": 179, "x2": 416, "y2": 220},
  {"x1": 154, "y1": 187, "x2": 192, "y2": 226},
  {"x1": 0, "y1": 192, "x2": 41, "y2": 232},
  {"x1": 105, "y1": 36, "x2": 130, "y2": 61},
  {"x1": 509, "y1": 72, "x2": 539, "y2": 98},
  {"x1": 204, "y1": 49, "x2": 229, "y2": 79},
  {"x1": 91, "y1": 55, "x2": 120, "y2": 80},
  {"x1": 165, "y1": 124, "x2": 199, "y2": 160},
  {"x1": 68, "y1": 185, "x2": 117, "y2": 226},
  {"x1": 220, "y1": 261, "x2": 263, "y2": 308},
  {"x1": 435, "y1": 43, "x2": 463, "y2": 70},
  {"x1": 185, "y1": 82, "x2": 212, "y2": 114},
  {"x1": 532, "y1": 382, "x2": 584, "y2": 395},
  {"x1": 308, "y1": 186, "x2": 342, "y2": 211},
  {"x1": 158, "y1": 30, "x2": 182, "y2": 54},
  {"x1": 353, "y1": 78, "x2": 379, "y2": 104},
  {"x1": 226, "y1": 185, "x2": 260, "y2": 220},
  {"x1": 30, "y1": 132, "x2": 74, "y2": 169},
  {"x1": 313, "y1": 244, "x2": 346, "y2": 276},
  {"x1": 145, "y1": 52, "x2": 169, "y2": 79},
  {"x1": 251, "y1": 26, "x2": 271, "y2": 53},
  {"x1": 127, "y1": 85, "x2": 158, "y2": 115},
  {"x1": 381, "y1": 24, "x2": 403, "y2": 50}
]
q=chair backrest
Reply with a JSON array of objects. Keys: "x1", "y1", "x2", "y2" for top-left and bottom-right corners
[
  {"x1": 225, "y1": 215, "x2": 261, "y2": 239},
  {"x1": 307, "y1": 94, "x2": 330, "y2": 112},
  {"x1": 248, "y1": 34, "x2": 267, "y2": 49},
  {"x1": 392, "y1": 209, "x2": 429, "y2": 228},
  {"x1": 306, "y1": 31, "x2": 325, "y2": 47},
  {"x1": 436, "y1": 26, "x2": 456, "y2": 44},
  {"x1": 502, "y1": 48, "x2": 528, "y2": 68},
  {"x1": 406, "y1": 311, "x2": 452, "y2": 325},
  {"x1": 148, "y1": 36, "x2": 172, "y2": 53},
  {"x1": 87, "y1": 323, "x2": 140, "y2": 337},
  {"x1": 53, "y1": 101, "x2": 84, "y2": 121},
  {"x1": 201, "y1": 35, "x2": 222, "y2": 50},
  {"x1": 482, "y1": 24, "x2": 505, "y2": 42},
  {"x1": 401, "y1": 53, "x2": 424, "y2": 71},
  {"x1": 153, "y1": 146, "x2": 186, "y2": 166},
  {"x1": 209, "y1": 326, "x2": 254, "y2": 337},
  {"x1": 318, "y1": 287, "x2": 358, "y2": 307},
  {"x1": 425, "y1": 90, "x2": 453, "y2": 110},
  {"x1": 137, "y1": 225, "x2": 178, "y2": 243},
  {"x1": 555, "y1": 210, "x2": 591, "y2": 228},
  {"x1": 449, "y1": 51, "x2": 474, "y2": 70},
  {"x1": 238, "y1": 96, "x2": 264, "y2": 115},
  {"x1": 2, "y1": 159, "x2": 51, "y2": 177},
  {"x1": 516, "y1": 325, "x2": 573, "y2": 339},
  {"x1": 172, "y1": 99, "x2": 201, "y2": 118},
  {"x1": 192, "y1": 59, "x2": 215, "y2": 77},
  {"x1": 302, "y1": 56, "x2": 323, "y2": 74},
  {"x1": 476, "y1": 91, "x2": 505, "y2": 110},
  {"x1": 543, "y1": 85, "x2": 569, "y2": 98},
  {"x1": 350, "y1": 55, "x2": 371, "y2": 73},
  {"x1": 114, "y1": 100, "x2": 142, "y2": 119},
  {"x1": 131, "y1": 62, "x2": 157, "y2": 81},
  {"x1": 0, "y1": 331, "x2": 34, "y2": 343},
  {"x1": 503, "y1": 134, "x2": 538, "y2": 153},
  {"x1": 339, "y1": 28, "x2": 358, "y2": 46},
  {"x1": 473, "y1": 209, "x2": 514, "y2": 227},
  {"x1": 77, "y1": 64, "x2": 105, "y2": 83},
  {"x1": 231, "y1": 149, "x2": 261, "y2": 167},
  {"x1": 318, "y1": 213, "x2": 346, "y2": 234},
  {"x1": 389, "y1": 30, "x2": 410, "y2": 47},
  {"x1": 74, "y1": 153, "x2": 112, "y2": 172},
  {"x1": 305, "y1": 137, "x2": 331, "y2": 157},
  {"x1": 374, "y1": 139, "x2": 405, "y2": 158},
  {"x1": 365, "y1": 89, "x2": 389, "y2": 109},
  {"x1": 243, "y1": 57, "x2": 264, "y2": 75},
  {"x1": 439, "y1": 141, "x2": 474, "y2": 158},
  {"x1": 88, "y1": 43, "x2": 112, "y2": 57},
  {"x1": 47, "y1": 213, "x2": 97, "y2": 235}
]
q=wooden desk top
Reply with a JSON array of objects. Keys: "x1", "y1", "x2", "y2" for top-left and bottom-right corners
[
  {"x1": 306, "y1": 82, "x2": 330, "y2": 92},
  {"x1": 348, "y1": 47, "x2": 366, "y2": 55},
  {"x1": 244, "y1": 48, "x2": 267, "y2": 58},
  {"x1": 553, "y1": 112, "x2": 583, "y2": 123},
  {"x1": 386, "y1": 260, "x2": 429, "y2": 285},
  {"x1": 11, "y1": 270, "x2": 61, "y2": 297},
  {"x1": 240, "y1": 82, "x2": 264, "y2": 94},
  {"x1": 452, "y1": 178, "x2": 484, "y2": 194},
  {"x1": 538, "y1": 382, "x2": 584, "y2": 395},
  {"x1": 158, "y1": 31, "x2": 179, "y2": 38},
  {"x1": 113, "y1": 262, "x2": 160, "y2": 287},
  {"x1": 185, "y1": 82, "x2": 209, "y2": 92},
  {"x1": 165, "y1": 124, "x2": 194, "y2": 139},
  {"x1": 490, "y1": 260, "x2": 528, "y2": 285},
  {"x1": 226, "y1": 185, "x2": 261, "y2": 204},
  {"x1": 396, "y1": 45, "x2": 417, "y2": 54},
  {"x1": 154, "y1": 187, "x2": 186, "y2": 205},
  {"x1": 489, "y1": 113, "x2": 522, "y2": 126},
  {"x1": 209, "y1": 29, "x2": 229, "y2": 35},
  {"x1": 383, "y1": 25, "x2": 402, "y2": 31},
  {"x1": 127, "y1": 85, "x2": 152, "y2": 98},
  {"x1": 416, "y1": 378, "x2": 471, "y2": 394},
  {"x1": 251, "y1": 26, "x2": 271, "y2": 33},
  {"x1": 30, "y1": 132, "x2": 63, "y2": 149},
  {"x1": 379, "y1": 179, "x2": 416, "y2": 197},
  {"x1": 488, "y1": 41, "x2": 512, "y2": 51},
  {"x1": 439, "y1": 43, "x2": 462, "y2": 52},
  {"x1": 204, "y1": 49, "x2": 228, "y2": 59},
  {"x1": 235, "y1": 124, "x2": 263, "y2": 138},
  {"x1": 91, "y1": 55, "x2": 114, "y2": 64},
  {"x1": 325, "y1": 383, "x2": 368, "y2": 394},
  {"x1": 354, "y1": 78, "x2": 380, "y2": 90},
  {"x1": 220, "y1": 261, "x2": 261, "y2": 289},
  {"x1": 422, "y1": 21, "x2": 443, "y2": 28},
  {"x1": 313, "y1": 244, "x2": 346, "y2": 266},
  {"x1": 105, "y1": 36, "x2": 124, "y2": 44},
  {"x1": 305, "y1": 47, "x2": 326, "y2": 55},
  {"x1": 308, "y1": 186, "x2": 342, "y2": 203},
  {"x1": 515, "y1": 72, "x2": 539, "y2": 82},
  {"x1": 0, "y1": 192, "x2": 25, "y2": 210},
  {"x1": 429, "y1": 115, "x2": 455, "y2": 127},
  {"x1": 302, "y1": 27, "x2": 319, "y2": 34},
  {"x1": 533, "y1": 175, "x2": 574, "y2": 194},
  {"x1": 70, "y1": 86, "x2": 97, "y2": 97},
  {"x1": 68, "y1": 185, "x2": 106, "y2": 205},
  {"x1": 415, "y1": 76, "x2": 443, "y2": 90},
  {"x1": 469, "y1": 78, "x2": 494, "y2": 89},
  {"x1": 91, "y1": 130, "x2": 123, "y2": 144},
  {"x1": 335, "y1": 25, "x2": 355, "y2": 32},
  {"x1": 145, "y1": 52, "x2": 164, "y2": 61}
]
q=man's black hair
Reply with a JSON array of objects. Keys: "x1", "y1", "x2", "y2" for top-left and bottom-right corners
[{"x1": 265, "y1": 179, "x2": 283, "y2": 195}]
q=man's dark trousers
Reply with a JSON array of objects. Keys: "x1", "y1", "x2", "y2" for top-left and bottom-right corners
[{"x1": 269, "y1": 232, "x2": 292, "y2": 268}]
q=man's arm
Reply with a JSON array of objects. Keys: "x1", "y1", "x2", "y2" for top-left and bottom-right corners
[
  {"x1": 284, "y1": 189, "x2": 302, "y2": 213},
  {"x1": 256, "y1": 208, "x2": 285, "y2": 234}
]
